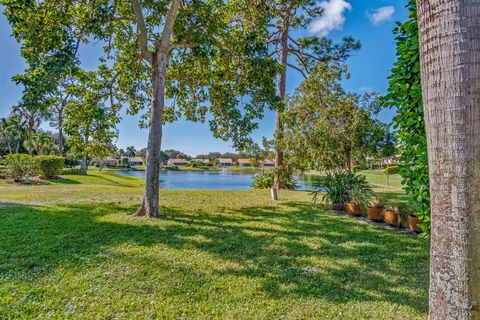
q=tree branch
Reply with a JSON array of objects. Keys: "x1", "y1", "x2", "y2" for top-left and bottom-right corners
[
  {"x1": 169, "y1": 43, "x2": 199, "y2": 51},
  {"x1": 159, "y1": 0, "x2": 181, "y2": 54},
  {"x1": 130, "y1": 0, "x2": 153, "y2": 64},
  {"x1": 287, "y1": 63, "x2": 307, "y2": 79}
]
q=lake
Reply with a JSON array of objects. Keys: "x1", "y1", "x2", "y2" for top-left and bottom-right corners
[{"x1": 117, "y1": 169, "x2": 319, "y2": 191}]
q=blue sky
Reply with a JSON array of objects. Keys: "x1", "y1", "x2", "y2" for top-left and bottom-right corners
[{"x1": 0, "y1": 0, "x2": 406, "y2": 156}]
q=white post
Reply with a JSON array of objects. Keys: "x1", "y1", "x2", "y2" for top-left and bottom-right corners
[{"x1": 271, "y1": 187, "x2": 278, "y2": 201}]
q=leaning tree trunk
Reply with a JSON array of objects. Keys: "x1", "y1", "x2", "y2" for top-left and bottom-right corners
[
  {"x1": 417, "y1": 1, "x2": 480, "y2": 319},
  {"x1": 273, "y1": 17, "x2": 289, "y2": 190}
]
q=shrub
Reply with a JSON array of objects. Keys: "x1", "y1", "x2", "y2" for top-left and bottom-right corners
[
  {"x1": 37, "y1": 155, "x2": 65, "y2": 178},
  {"x1": 384, "y1": 165, "x2": 399, "y2": 174},
  {"x1": 369, "y1": 195, "x2": 387, "y2": 208},
  {"x1": 4, "y1": 153, "x2": 38, "y2": 182},
  {"x1": 62, "y1": 168, "x2": 82, "y2": 175},
  {"x1": 64, "y1": 155, "x2": 80, "y2": 168},
  {"x1": 252, "y1": 168, "x2": 298, "y2": 190},
  {"x1": 311, "y1": 171, "x2": 374, "y2": 209}
]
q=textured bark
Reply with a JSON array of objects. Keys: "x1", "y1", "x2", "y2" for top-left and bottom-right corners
[
  {"x1": 417, "y1": 1, "x2": 480, "y2": 319},
  {"x1": 58, "y1": 110, "x2": 64, "y2": 155},
  {"x1": 27, "y1": 117, "x2": 34, "y2": 155},
  {"x1": 345, "y1": 147, "x2": 352, "y2": 173},
  {"x1": 134, "y1": 0, "x2": 181, "y2": 218},
  {"x1": 273, "y1": 16, "x2": 289, "y2": 190},
  {"x1": 80, "y1": 152, "x2": 88, "y2": 175}
]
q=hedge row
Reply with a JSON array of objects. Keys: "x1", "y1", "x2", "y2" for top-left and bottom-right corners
[
  {"x1": 3, "y1": 154, "x2": 65, "y2": 181},
  {"x1": 384, "y1": 165, "x2": 399, "y2": 175}
]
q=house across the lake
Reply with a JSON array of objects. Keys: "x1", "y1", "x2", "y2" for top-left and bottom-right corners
[
  {"x1": 105, "y1": 157, "x2": 119, "y2": 166},
  {"x1": 192, "y1": 158, "x2": 210, "y2": 164},
  {"x1": 237, "y1": 158, "x2": 251, "y2": 166},
  {"x1": 262, "y1": 159, "x2": 274, "y2": 167},
  {"x1": 129, "y1": 157, "x2": 145, "y2": 166},
  {"x1": 168, "y1": 158, "x2": 189, "y2": 166},
  {"x1": 218, "y1": 158, "x2": 233, "y2": 166}
]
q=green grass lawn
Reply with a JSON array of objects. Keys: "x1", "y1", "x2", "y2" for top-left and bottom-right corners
[{"x1": 0, "y1": 171, "x2": 428, "y2": 319}]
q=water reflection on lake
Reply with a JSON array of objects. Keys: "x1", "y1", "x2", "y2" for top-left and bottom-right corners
[{"x1": 117, "y1": 169, "x2": 320, "y2": 191}]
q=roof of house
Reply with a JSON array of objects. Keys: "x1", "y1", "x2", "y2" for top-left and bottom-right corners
[
  {"x1": 237, "y1": 158, "x2": 251, "y2": 164},
  {"x1": 169, "y1": 158, "x2": 189, "y2": 164},
  {"x1": 129, "y1": 157, "x2": 144, "y2": 163},
  {"x1": 262, "y1": 159, "x2": 274, "y2": 165},
  {"x1": 218, "y1": 158, "x2": 233, "y2": 164}
]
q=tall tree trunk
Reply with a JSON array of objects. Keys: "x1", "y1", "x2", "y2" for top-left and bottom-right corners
[
  {"x1": 417, "y1": 1, "x2": 480, "y2": 319},
  {"x1": 136, "y1": 58, "x2": 164, "y2": 217},
  {"x1": 80, "y1": 134, "x2": 89, "y2": 175},
  {"x1": 134, "y1": 0, "x2": 180, "y2": 218},
  {"x1": 80, "y1": 152, "x2": 88, "y2": 175},
  {"x1": 58, "y1": 109, "x2": 64, "y2": 155},
  {"x1": 28, "y1": 117, "x2": 34, "y2": 155},
  {"x1": 345, "y1": 147, "x2": 352, "y2": 173},
  {"x1": 273, "y1": 16, "x2": 289, "y2": 189}
]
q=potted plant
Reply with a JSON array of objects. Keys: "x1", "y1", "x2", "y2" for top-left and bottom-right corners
[
  {"x1": 312, "y1": 171, "x2": 373, "y2": 215},
  {"x1": 311, "y1": 172, "x2": 350, "y2": 211},
  {"x1": 345, "y1": 201, "x2": 362, "y2": 216},
  {"x1": 408, "y1": 213, "x2": 422, "y2": 233},
  {"x1": 345, "y1": 174, "x2": 374, "y2": 216},
  {"x1": 384, "y1": 205, "x2": 400, "y2": 227},
  {"x1": 367, "y1": 196, "x2": 386, "y2": 222},
  {"x1": 384, "y1": 204, "x2": 410, "y2": 228}
]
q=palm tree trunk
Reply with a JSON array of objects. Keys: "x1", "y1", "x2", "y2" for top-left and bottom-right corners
[
  {"x1": 274, "y1": 16, "x2": 289, "y2": 190},
  {"x1": 417, "y1": 1, "x2": 480, "y2": 318}
]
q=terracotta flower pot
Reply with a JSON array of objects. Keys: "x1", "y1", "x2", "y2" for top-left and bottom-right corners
[
  {"x1": 384, "y1": 210, "x2": 400, "y2": 227},
  {"x1": 408, "y1": 215, "x2": 422, "y2": 233},
  {"x1": 367, "y1": 207, "x2": 384, "y2": 222},
  {"x1": 346, "y1": 202, "x2": 362, "y2": 216}
]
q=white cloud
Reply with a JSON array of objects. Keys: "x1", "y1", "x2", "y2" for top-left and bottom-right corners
[
  {"x1": 367, "y1": 6, "x2": 395, "y2": 25},
  {"x1": 309, "y1": 0, "x2": 352, "y2": 36}
]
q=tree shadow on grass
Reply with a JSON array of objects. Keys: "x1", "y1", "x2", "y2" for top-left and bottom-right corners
[
  {"x1": 0, "y1": 200, "x2": 429, "y2": 314},
  {"x1": 49, "y1": 178, "x2": 82, "y2": 185}
]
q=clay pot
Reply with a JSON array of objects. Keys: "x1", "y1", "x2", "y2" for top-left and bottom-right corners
[
  {"x1": 408, "y1": 215, "x2": 422, "y2": 233},
  {"x1": 384, "y1": 210, "x2": 400, "y2": 227},
  {"x1": 367, "y1": 207, "x2": 384, "y2": 222},
  {"x1": 346, "y1": 202, "x2": 362, "y2": 216}
]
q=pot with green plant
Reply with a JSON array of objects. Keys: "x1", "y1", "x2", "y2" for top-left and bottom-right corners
[
  {"x1": 383, "y1": 205, "x2": 400, "y2": 227},
  {"x1": 408, "y1": 213, "x2": 422, "y2": 233},
  {"x1": 384, "y1": 204, "x2": 410, "y2": 228},
  {"x1": 311, "y1": 171, "x2": 373, "y2": 214},
  {"x1": 367, "y1": 196, "x2": 386, "y2": 222},
  {"x1": 311, "y1": 171, "x2": 349, "y2": 210},
  {"x1": 346, "y1": 176, "x2": 374, "y2": 216}
]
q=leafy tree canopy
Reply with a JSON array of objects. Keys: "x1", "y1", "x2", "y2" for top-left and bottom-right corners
[
  {"x1": 284, "y1": 62, "x2": 394, "y2": 172},
  {"x1": 383, "y1": 0, "x2": 430, "y2": 234}
]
